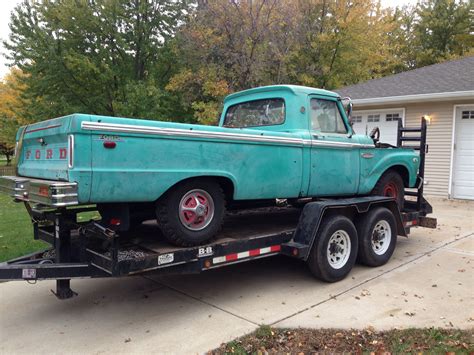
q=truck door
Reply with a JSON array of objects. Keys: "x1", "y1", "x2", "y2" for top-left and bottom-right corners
[{"x1": 307, "y1": 96, "x2": 360, "y2": 196}]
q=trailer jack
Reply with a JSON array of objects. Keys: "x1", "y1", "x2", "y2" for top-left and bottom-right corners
[{"x1": 52, "y1": 279, "x2": 77, "y2": 300}]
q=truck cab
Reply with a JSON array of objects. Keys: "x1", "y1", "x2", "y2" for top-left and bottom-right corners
[{"x1": 219, "y1": 85, "x2": 417, "y2": 197}]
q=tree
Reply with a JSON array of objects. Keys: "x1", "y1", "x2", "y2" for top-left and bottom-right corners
[
  {"x1": 168, "y1": 0, "x2": 403, "y2": 123},
  {"x1": 287, "y1": 0, "x2": 403, "y2": 88},
  {"x1": 0, "y1": 69, "x2": 28, "y2": 165},
  {"x1": 413, "y1": 0, "x2": 473, "y2": 67},
  {"x1": 4, "y1": 0, "x2": 189, "y2": 122},
  {"x1": 167, "y1": 0, "x2": 295, "y2": 124}
]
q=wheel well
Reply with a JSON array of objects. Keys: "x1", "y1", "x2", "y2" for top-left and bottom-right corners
[
  {"x1": 385, "y1": 165, "x2": 409, "y2": 187},
  {"x1": 159, "y1": 176, "x2": 235, "y2": 202}
]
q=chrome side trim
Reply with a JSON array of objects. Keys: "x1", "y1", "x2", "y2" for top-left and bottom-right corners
[
  {"x1": 82, "y1": 121, "x2": 304, "y2": 146},
  {"x1": 312, "y1": 140, "x2": 375, "y2": 149},
  {"x1": 81, "y1": 121, "x2": 375, "y2": 149}
]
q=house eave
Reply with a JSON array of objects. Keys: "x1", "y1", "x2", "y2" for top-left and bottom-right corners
[{"x1": 351, "y1": 90, "x2": 474, "y2": 107}]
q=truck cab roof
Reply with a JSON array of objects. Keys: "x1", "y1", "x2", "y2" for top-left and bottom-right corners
[{"x1": 223, "y1": 85, "x2": 340, "y2": 103}]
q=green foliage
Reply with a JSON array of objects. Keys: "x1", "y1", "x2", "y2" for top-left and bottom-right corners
[
  {"x1": 255, "y1": 325, "x2": 273, "y2": 339},
  {"x1": 0, "y1": 69, "x2": 29, "y2": 164},
  {"x1": 4, "y1": 0, "x2": 190, "y2": 122},
  {"x1": 413, "y1": 0, "x2": 473, "y2": 66}
]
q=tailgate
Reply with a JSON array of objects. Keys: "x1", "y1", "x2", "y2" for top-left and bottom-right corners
[{"x1": 17, "y1": 116, "x2": 75, "y2": 181}]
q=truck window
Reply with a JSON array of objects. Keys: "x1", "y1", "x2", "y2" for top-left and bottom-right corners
[
  {"x1": 310, "y1": 98, "x2": 347, "y2": 134},
  {"x1": 223, "y1": 99, "x2": 285, "y2": 128}
]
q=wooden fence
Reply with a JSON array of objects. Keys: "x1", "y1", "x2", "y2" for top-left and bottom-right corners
[{"x1": 0, "y1": 166, "x2": 15, "y2": 176}]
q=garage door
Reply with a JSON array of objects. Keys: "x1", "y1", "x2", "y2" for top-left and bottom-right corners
[
  {"x1": 452, "y1": 106, "x2": 474, "y2": 200},
  {"x1": 351, "y1": 110, "x2": 402, "y2": 146}
]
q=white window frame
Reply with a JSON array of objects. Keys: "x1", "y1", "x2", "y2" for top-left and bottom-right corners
[
  {"x1": 351, "y1": 108, "x2": 406, "y2": 137},
  {"x1": 352, "y1": 107, "x2": 406, "y2": 126}
]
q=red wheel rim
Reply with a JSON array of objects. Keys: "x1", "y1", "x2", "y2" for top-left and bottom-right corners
[
  {"x1": 178, "y1": 189, "x2": 215, "y2": 231},
  {"x1": 383, "y1": 182, "x2": 398, "y2": 199}
]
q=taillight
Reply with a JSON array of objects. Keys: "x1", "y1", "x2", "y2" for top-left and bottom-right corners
[
  {"x1": 14, "y1": 141, "x2": 19, "y2": 157},
  {"x1": 68, "y1": 134, "x2": 74, "y2": 169}
]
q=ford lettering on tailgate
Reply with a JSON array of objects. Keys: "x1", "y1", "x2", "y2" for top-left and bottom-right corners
[{"x1": 25, "y1": 147, "x2": 67, "y2": 160}]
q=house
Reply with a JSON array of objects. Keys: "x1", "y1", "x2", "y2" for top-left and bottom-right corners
[{"x1": 336, "y1": 56, "x2": 474, "y2": 200}]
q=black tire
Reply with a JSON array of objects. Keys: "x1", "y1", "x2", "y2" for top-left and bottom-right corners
[
  {"x1": 371, "y1": 170, "x2": 405, "y2": 210},
  {"x1": 156, "y1": 179, "x2": 225, "y2": 247},
  {"x1": 306, "y1": 215, "x2": 358, "y2": 282},
  {"x1": 356, "y1": 207, "x2": 397, "y2": 267}
]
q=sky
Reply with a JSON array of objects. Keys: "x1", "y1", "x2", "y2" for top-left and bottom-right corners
[{"x1": 0, "y1": 0, "x2": 419, "y2": 79}]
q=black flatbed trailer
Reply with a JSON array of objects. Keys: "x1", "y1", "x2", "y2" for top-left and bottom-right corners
[
  {"x1": 0, "y1": 117, "x2": 437, "y2": 299},
  {"x1": 0, "y1": 195, "x2": 436, "y2": 299}
]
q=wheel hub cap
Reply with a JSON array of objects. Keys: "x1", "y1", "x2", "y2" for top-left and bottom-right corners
[
  {"x1": 371, "y1": 220, "x2": 392, "y2": 255},
  {"x1": 327, "y1": 230, "x2": 351, "y2": 269},
  {"x1": 383, "y1": 182, "x2": 398, "y2": 199},
  {"x1": 179, "y1": 189, "x2": 215, "y2": 231}
]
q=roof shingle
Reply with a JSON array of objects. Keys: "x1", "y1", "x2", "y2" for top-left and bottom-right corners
[{"x1": 335, "y1": 55, "x2": 474, "y2": 100}]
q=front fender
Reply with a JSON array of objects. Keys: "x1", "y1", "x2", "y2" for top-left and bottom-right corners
[{"x1": 359, "y1": 149, "x2": 419, "y2": 194}]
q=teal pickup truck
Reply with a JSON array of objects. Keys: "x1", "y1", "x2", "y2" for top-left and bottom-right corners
[{"x1": 0, "y1": 85, "x2": 420, "y2": 246}]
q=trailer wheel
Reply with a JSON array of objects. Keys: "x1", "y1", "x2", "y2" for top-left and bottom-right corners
[
  {"x1": 371, "y1": 170, "x2": 405, "y2": 210},
  {"x1": 156, "y1": 179, "x2": 225, "y2": 247},
  {"x1": 356, "y1": 207, "x2": 397, "y2": 267},
  {"x1": 307, "y1": 215, "x2": 358, "y2": 282}
]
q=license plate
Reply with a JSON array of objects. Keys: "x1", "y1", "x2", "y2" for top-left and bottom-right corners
[
  {"x1": 158, "y1": 253, "x2": 174, "y2": 265},
  {"x1": 22, "y1": 268, "x2": 36, "y2": 279}
]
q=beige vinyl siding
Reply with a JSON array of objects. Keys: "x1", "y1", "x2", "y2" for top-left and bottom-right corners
[
  {"x1": 404, "y1": 102, "x2": 454, "y2": 197},
  {"x1": 354, "y1": 98, "x2": 474, "y2": 198}
]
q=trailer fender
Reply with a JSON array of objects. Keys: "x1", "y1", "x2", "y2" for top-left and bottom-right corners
[{"x1": 282, "y1": 197, "x2": 406, "y2": 261}]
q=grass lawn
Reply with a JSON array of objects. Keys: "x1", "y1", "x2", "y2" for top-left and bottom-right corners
[
  {"x1": 0, "y1": 193, "x2": 100, "y2": 262},
  {"x1": 212, "y1": 326, "x2": 473, "y2": 354},
  {"x1": 0, "y1": 154, "x2": 11, "y2": 166},
  {"x1": 0, "y1": 194, "x2": 47, "y2": 261}
]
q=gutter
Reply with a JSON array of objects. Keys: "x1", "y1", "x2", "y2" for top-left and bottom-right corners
[{"x1": 350, "y1": 90, "x2": 474, "y2": 107}]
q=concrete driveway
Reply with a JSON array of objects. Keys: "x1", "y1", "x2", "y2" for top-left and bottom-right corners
[{"x1": 1, "y1": 198, "x2": 473, "y2": 354}]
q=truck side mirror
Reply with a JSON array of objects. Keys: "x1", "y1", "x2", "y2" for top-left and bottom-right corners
[{"x1": 342, "y1": 98, "x2": 353, "y2": 119}]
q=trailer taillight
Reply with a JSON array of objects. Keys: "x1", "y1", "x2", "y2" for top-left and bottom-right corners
[
  {"x1": 68, "y1": 135, "x2": 74, "y2": 169},
  {"x1": 110, "y1": 218, "x2": 121, "y2": 226}
]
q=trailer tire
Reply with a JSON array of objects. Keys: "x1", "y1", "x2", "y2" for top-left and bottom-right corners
[
  {"x1": 307, "y1": 215, "x2": 358, "y2": 282},
  {"x1": 156, "y1": 179, "x2": 225, "y2": 247},
  {"x1": 371, "y1": 170, "x2": 405, "y2": 210},
  {"x1": 356, "y1": 207, "x2": 397, "y2": 267}
]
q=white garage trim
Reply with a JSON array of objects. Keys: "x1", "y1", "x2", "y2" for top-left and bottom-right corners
[
  {"x1": 352, "y1": 91, "x2": 474, "y2": 106},
  {"x1": 449, "y1": 104, "x2": 474, "y2": 198}
]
